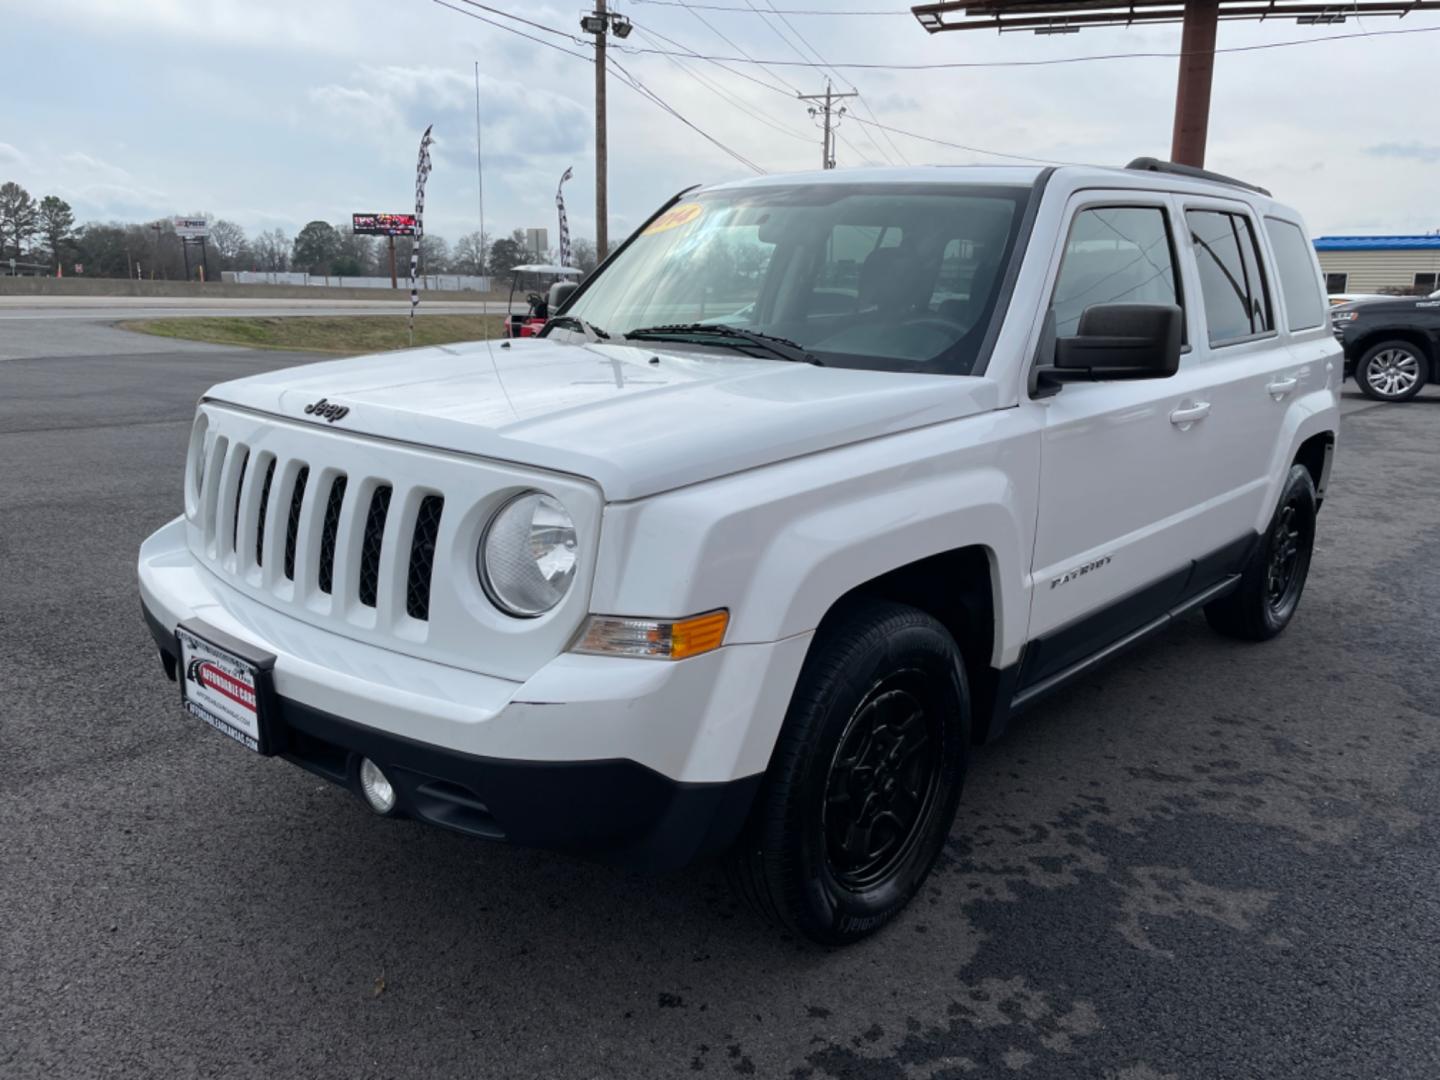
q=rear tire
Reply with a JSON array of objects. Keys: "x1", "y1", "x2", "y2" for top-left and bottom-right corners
[
  {"x1": 1355, "y1": 340, "x2": 1427, "y2": 402},
  {"x1": 1204, "y1": 464, "x2": 1317, "y2": 642},
  {"x1": 726, "y1": 599, "x2": 969, "y2": 945}
]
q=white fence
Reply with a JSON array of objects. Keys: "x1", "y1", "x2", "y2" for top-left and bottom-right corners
[{"x1": 221, "y1": 271, "x2": 493, "y2": 292}]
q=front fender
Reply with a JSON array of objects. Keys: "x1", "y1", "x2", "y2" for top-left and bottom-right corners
[{"x1": 591, "y1": 408, "x2": 1041, "y2": 668}]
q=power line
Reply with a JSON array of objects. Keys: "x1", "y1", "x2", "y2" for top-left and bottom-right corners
[
  {"x1": 608, "y1": 55, "x2": 767, "y2": 172},
  {"x1": 844, "y1": 114, "x2": 1078, "y2": 165},
  {"x1": 606, "y1": 22, "x2": 1440, "y2": 70},
  {"x1": 633, "y1": 9, "x2": 896, "y2": 165},
  {"x1": 434, "y1": 0, "x2": 765, "y2": 174},
  {"x1": 673, "y1": 1, "x2": 805, "y2": 95},
  {"x1": 634, "y1": 0, "x2": 909, "y2": 13},
  {"x1": 630, "y1": 26, "x2": 814, "y2": 143},
  {"x1": 629, "y1": 11, "x2": 1078, "y2": 166},
  {"x1": 759, "y1": 0, "x2": 911, "y2": 165}
]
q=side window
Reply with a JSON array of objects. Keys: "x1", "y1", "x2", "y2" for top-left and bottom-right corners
[
  {"x1": 1049, "y1": 206, "x2": 1181, "y2": 338},
  {"x1": 1265, "y1": 218, "x2": 1326, "y2": 331},
  {"x1": 1186, "y1": 209, "x2": 1274, "y2": 345}
]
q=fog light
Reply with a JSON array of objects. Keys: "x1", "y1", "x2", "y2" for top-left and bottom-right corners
[{"x1": 359, "y1": 758, "x2": 397, "y2": 814}]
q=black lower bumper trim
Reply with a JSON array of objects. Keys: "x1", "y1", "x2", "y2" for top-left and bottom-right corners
[{"x1": 140, "y1": 600, "x2": 762, "y2": 870}]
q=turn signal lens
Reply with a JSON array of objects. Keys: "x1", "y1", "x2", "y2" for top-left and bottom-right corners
[{"x1": 575, "y1": 610, "x2": 729, "y2": 660}]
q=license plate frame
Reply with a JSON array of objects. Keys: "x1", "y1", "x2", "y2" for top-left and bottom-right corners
[{"x1": 175, "y1": 619, "x2": 280, "y2": 755}]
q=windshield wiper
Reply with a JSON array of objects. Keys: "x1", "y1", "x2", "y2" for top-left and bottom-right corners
[
  {"x1": 624, "y1": 323, "x2": 823, "y2": 366},
  {"x1": 545, "y1": 314, "x2": 619, "y2": 343}
]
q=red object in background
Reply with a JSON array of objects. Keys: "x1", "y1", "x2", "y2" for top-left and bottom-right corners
[{"x1": 506, "y1": 316, "x2": 548, "y2": 339}]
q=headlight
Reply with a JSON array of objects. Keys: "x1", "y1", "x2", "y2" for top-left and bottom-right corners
[
  {"x1": 1330, "y1": 310, "x2": 1359, "y2": 324},
  {"x1": 479, "y1": 491, "x2": 578, "y2": 617}
]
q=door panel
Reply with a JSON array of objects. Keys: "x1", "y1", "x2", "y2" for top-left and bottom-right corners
[{"x1": 1027, "y1": 196, "x2": 1223, "y2": 652}]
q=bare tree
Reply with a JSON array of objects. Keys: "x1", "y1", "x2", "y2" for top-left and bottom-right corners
[
  {"x1": 252, "y1": 228, "x2": 291, "y2": 272},
  {"x1": 418, "y1": 234, "x2": 450, "y2": 275},
  {"x1": 209, "y1": 220, "x2": 249, "y2": 268},
  {"x1": 452, "y1": 230, "x2": 490, "y2": 275}
]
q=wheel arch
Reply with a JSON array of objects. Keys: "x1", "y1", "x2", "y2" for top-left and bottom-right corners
[
  {"x1": 808, "y1": 544, "x2": 1008, "y2": 745},
  {"x1": 1292, "y1": 430, "x2": 1335, "y2": 508}
]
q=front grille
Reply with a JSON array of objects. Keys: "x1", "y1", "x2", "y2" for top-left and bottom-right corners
[
  {"x1": 317, "y1": 476, "x2": 347, "y2": 595},
  {"x1": 358, "y1": 486, "x2": 393, "y2": 609},
  {"x1": 187, "y1": 404, "x2": 596, "y2": 681},
  {"x1": 283, "y1": 467, "x2": 309, "y2": 582},
  {"x1": 406, "y1": 495, "x2": 444, "y2": 621}
]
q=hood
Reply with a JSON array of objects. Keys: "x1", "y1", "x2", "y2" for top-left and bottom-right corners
[{"x1": 203, "y1": 336, "x2": 999, "y2": 500}]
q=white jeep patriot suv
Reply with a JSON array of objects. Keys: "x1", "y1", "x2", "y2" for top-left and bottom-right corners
[{"x1": 139, "y1": 159, "x2": 1339, "y2": 944}]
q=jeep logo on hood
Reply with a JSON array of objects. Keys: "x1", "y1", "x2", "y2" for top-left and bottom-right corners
[{"x1": 303, "y1": 398, "x2": 350, "y2": 423}]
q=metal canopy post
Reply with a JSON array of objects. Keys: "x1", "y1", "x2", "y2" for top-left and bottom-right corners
[{"x1": 1171, "y1": 0, "x2": 1219, "y2": 166}]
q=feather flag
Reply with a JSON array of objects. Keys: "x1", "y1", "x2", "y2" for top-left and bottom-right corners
[
  {"x1": 409, "y1": 124, "x2": 435, "y2": 345},
  {"x1": 556, "y1": 166, "x2": 574, "y2": 268}
]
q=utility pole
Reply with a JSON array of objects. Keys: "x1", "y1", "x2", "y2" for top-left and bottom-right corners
[
  {"x1": 798, "y1": 81, "x2": 857, "y2": 170},
  {"x1": 582, "y1": 3, "x2": 630, "y2": 259},
  {"x1": 595, "y1": 0, "x2": 608, "y2": 259}
]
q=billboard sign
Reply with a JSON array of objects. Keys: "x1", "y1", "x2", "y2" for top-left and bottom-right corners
[
  {"x1": 525, "y1": 228, "x2": 549, "y2": 258},
  {"x1": 173, "y1": 217, "x2": 210, "y2": 240},
  {"x1": 353, "y1": 213, "x2": 418, "y2": 237}
]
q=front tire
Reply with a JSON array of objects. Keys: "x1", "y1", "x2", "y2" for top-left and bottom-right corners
[
  {"x1": 1355, "y1": 340, "x2": 1427, "y2": 402},
  {"x1": 727, "y1": 600, "x2": 969, "y2": 945},
  {"x1": 1204, "y1": 464, "x2": 1317, "y2": 641}
]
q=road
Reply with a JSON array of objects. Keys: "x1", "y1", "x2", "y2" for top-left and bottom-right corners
[{"x1": 2, "y1": 321, "x2": 1438, "y2": 1080}]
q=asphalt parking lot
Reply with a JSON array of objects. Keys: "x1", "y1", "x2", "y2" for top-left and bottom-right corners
[{"x1": 3, "y1": 320, "x2": 1438, "y2": 1079}]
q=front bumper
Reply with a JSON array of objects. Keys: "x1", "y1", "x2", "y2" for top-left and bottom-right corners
[{"x1": 139, "y1": 517, "x2": 811, "y2": 869}]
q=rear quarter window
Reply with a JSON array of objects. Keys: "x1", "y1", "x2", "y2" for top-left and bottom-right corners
[
  {"x1": 1265, "y1": 218, "x2": 1326, "y2": 331},
  {"x1": 1186, "y1": 209, "x2": 1274, "y2": 346}
]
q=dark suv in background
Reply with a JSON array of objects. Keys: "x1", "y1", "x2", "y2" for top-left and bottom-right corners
[{"x1": 1332, "y1": 293, "x2": 1440, "y2": 401}]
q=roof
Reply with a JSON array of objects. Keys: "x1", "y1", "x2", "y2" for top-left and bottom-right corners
[
  {"x1": 510, "y1": 264, "x2": 583, "y2": 276},
  {"x1": 704, "y1": 164, "x2": 1282, "y2": 206},
  {"x1": 913, "y1": 1, "x2": 1440, "y2": 32},
  {"x1": 1314, "y1": 236, "x2": 1440, "y2": 252}
]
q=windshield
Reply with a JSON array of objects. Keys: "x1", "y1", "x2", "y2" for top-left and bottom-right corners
[{"x1": 559, "y1": 182, "x2": 1032, "y2": 375}]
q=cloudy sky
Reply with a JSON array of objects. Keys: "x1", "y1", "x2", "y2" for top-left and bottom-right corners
[{"x1": 6, "y1": 0, "x2": 1439, "y2": 245}]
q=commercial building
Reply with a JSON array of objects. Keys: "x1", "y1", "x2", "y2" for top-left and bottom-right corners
[{"x1": 1313, "y1": 235, "x2": 1440, "y2": 296}]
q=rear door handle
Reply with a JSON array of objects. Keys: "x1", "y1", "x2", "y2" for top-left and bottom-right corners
[
  {"x1": 1267, "y1": 376, "x2": 1299, "y2": 398},
  {"x1": 1169, "y1": 401, "x2": 1211, "y2": 427}
]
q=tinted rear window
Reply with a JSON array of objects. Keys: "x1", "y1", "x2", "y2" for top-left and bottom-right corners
[{"x1": 1265, "y1": 218, "x2": 1325, "y2": 331}]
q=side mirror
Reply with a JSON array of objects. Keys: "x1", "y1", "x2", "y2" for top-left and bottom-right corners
[
  {"x1": 1034, "y1": 303, "x2": 1182, "y2": 396},
  {"x1": 549, "y1": 280, "x2": 579, "y2": 311}
]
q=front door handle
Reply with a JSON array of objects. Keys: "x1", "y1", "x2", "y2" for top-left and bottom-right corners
[
  {"x1": 1267, "y1": 376, "x2": 1299, "y2": 399},
  {"x1": 1169, "y1": 401, "x2": 1211, "y2": 427}
]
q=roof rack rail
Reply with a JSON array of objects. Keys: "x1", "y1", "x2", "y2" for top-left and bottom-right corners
[{"x1": 1124, "y1": 157, "x2": 1271, "y2": 198}]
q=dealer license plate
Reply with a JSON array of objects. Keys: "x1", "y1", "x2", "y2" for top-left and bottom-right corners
[{"x1": 177, "y1": 622, "x2": 273, "y2": 753}]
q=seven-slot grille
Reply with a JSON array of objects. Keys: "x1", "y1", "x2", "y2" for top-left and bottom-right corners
[{"x1": 197, "y1": 437, "x2": 444, "y2": 623}]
